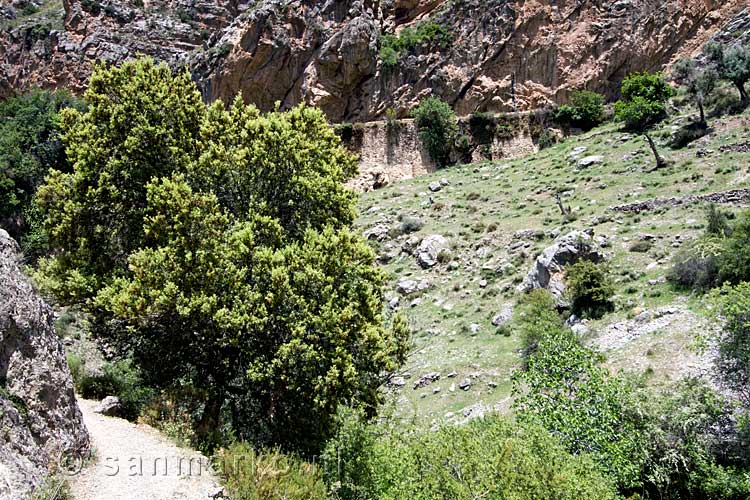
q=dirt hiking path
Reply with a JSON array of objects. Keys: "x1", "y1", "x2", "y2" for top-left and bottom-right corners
[{"x1": 70, "y1": 399, "x2": 221, "y2": 500}]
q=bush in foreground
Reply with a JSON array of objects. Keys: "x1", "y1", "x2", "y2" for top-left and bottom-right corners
[
  {"x1": 323, "y1": 409, "x2": 617, "y2": 500},
  {"x1": 219, "y1": 443, "x2": 326, "y2": 500}
]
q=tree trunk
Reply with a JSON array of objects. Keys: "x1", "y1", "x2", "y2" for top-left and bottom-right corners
[
  {"x1": 644, "y1": 133, "x2": 667, "y2": 170},
  {"x1": 698, "y1": 100, "x2": 706, "y2": 126},
  {"x1": 736, "y1": 82, "x2": 748, "y2": 102},
  {"x1": 196, "y1": 391, "x2": 223, "y2": 442}
]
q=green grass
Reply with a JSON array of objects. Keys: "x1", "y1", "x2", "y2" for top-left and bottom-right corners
[
  {"x1": 0, "y1": 0, "x2": 64, "y2": 33},
  {"x1": 356, "y1": 105, "x2": 750, "y2": 423}
]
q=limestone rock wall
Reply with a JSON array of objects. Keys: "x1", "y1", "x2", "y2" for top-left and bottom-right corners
[
  {"x1": 0, "y1": 230, "x2": 89, "y2": 499},
  {"x1": 1, "y1": 0, "x2": 747, "y2": 122}
]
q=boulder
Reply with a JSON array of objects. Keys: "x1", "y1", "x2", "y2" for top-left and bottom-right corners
[
  {"x1": 0, "y1": 230, "x2": 89, "y2": 498},
  {"x1": 577, "y1": 155, "x2": 604, "y2": 168},
  {"x1": 428, "y1": 181, "x2": 442, "y2": 192},
  {"x1": 491, "y1": 303, "x2": 514, "y2": 326},
  {"x1": 94, "y1": 396, "x2": 123, "y2": 417},
  {"x1": 516, "y1": 229, "x2": 603, "y2": 304},
  {"x1": 416, "y1": 234, "x2": 450, "y2": 268},
  {"x1": 396, "y1": 279, "x2": 418, "y2": 295},
  {"x1": 363, "y1": 223, "x2": 389, "y2": 240}
]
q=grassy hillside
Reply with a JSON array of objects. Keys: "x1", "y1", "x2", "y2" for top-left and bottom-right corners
[{"x1": 355, "y1": 104, "x2": 750, "y2": 425}]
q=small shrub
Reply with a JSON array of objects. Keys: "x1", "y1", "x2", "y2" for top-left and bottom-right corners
[
  {"x1": 66, "y1": 354, "x2": 84, "y2": 389},
  {"x1": 667, "y1": 237, "x2": 723, "y2": 291},
  {"x1": 399, "y1": 215, "x2": 423, "y2": 234},
  {"x1": 515, "y1": 289, "x2": 563, "y2": 358},
  {"x1": 705, "y1": 203, "x2": 732, "y2": 238},
  {"x1": 76, "y1": 360, "x2": 154, "y2": 420},
  {"x1": 669, "y1": 122, "x2": 709, "y2": 149},
  {"x1": 379, "y1": 22, "x2": 450, "y2": 67},
  {"x1": 467, "y1": 112, "x2": 496, "y2": 144},
  {"x1": 220, "y1": 443, "x2": 326, "y2": 500},
  {"x1": 628, "y1": 240, "x2": 653, "y2": 253},
  {"x1": 718, "y1": 210, "x2": 750, "y2": 285},
  {"x1": 566, "y1": 260, "x2": 614, "y2": 319},
  {"x1": 537, "y1": 128, "x2": 557, "y2": 149},
  {"x1": 553, "y1": 90, "x2": 605, "y2": 131}
]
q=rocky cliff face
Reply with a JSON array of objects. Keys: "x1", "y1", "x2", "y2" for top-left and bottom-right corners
[
  {"x1": 0, "y1": 0, "x2": 747, "y2": 121},
  {"x1": 0, "y1": 229, "x2": 89, "y2": 498}
]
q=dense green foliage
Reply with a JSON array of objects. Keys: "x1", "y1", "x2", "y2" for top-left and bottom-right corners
[
  {"x1": 323, "y1": 409, "x2": 618, "y2": 500},
  {"x1": 410, "y1": 97, "x2": 458, "y2": 168},
  {"x1": 37, "y1": 58, "x2": 409, "y2": 454},
  {"x1": 514, "y1": 289, "x2": 563, "y2": 359},
  {"x1": 713, "y1": 282, "x2": 750, "y2": 407},
  {"x1": 379, "y1": 22, "x2": 450, "y2": 67},
  {"x1": 219, "y1": 443, "x2": 327, "y2": 500},
  {"x1": 565, "y1": 259, "x2": 614, "y2": 319},
  {"x1": 0, "y1": 90, "x2": 83, "y2": 256},
  {"x1": 67, "y1": 355, "x2": 154, "y2": 420},
  {"x1": 553, "y1": 90, "x2": 605, "y2": 131},
  {"x1": 635, "y1": 378, "x2": 750, "y2": 499},
  {"x1": 717, "y1": 210, "x2": 750, "y2": 286},
  {"x1": 512, "y1": 323, "x2": 641, "y2": 489}
]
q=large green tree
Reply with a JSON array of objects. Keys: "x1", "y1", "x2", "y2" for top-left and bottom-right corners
[
  {"x1": 614, "y1": 71, "x2": 675, "y2": 170},
  {"x1": 37, "y1": 58, "x2": 409, "y2": 453}
]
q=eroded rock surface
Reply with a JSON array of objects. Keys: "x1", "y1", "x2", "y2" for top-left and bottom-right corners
[
  {"x1": 0, "y1": 229, "x2": 89, "y2": 498},
  {"x1": 1, "y1": 0, "x2": 746, "y2": 122}
]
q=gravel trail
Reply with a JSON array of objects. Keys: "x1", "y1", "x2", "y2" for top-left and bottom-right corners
[{"x1": 70, "y1": 399, "x2": 221, "y2": 500}]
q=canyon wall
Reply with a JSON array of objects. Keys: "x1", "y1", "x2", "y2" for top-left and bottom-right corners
[{"x1": 1, "y1": 0, "x2": 748, "y2": 122}]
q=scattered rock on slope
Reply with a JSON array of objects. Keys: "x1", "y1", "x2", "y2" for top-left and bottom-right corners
[
  {"x1": 416, "y1": 234, "x2": 450, "y2": 268},
  {"x1": 516, "y1": 228, "x2": 603, "y2": 304},
  {"x1": 0, "y1": 229, "x2": 89, "y2": 498}
]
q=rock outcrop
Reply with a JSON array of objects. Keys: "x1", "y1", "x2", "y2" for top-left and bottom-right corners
[
  {"x1": 516, "y1": 228, "x2": 603, "y2": 304},
  {"x1": 1, "y1": 0, "x2": 747, "y2": 122},
  {"x1": 0, "y1": 230, "x2": 89, "y2": 499}
]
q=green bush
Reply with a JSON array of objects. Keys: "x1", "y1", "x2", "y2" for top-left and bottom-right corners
[
  {"x1": 718, "y1": 210, "x2": 750, "y2": 285},
  {"x1": 513, "y1": 323, "x2": 642, "y2": 490},
  {"x1": 467, "y1": 112, "x2": 496, "y2": 144},
  {"x1": 628, "y1": 240, "x2": 653, "y2": 253},
  {"x1": 74, "y1": 359, "x2": 154, "y2": 421},
  {"x1": 635, "y1": 378, "x2": 750, "y2": 499},
  {"x1": 536, "y1": 128, "x2": 558, "y2": 149},
  {"x1": 712, "y1": 282, "x2": 750, "y2": 407},
  {"x1": 566, "y1": 260, "x2": 614, "y2": 319},
  {"x1": 379, "y1": 22, "x2": 450, "y2": 68},
  {"x1": 219, "y1": 443, "x2": 327, "y2": 500},
  {"x1": 514, "y1": 289, "x2": 563, "y2": 358},
  {"x1": 411, "y1": 97, "x2": 458, "y2": 167},
  {"x1": 553, "y1": 90, "x2": 605, "y2": 131},
  {"x1": 706, "y1": 203, "x2": 733, "y2": 238},
  {"x1": 323, "y1": 410, "x2": 618, "y2": 500},
  {"x1": 667, "y1": 237, "x2": 722, "y2": 291}
]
